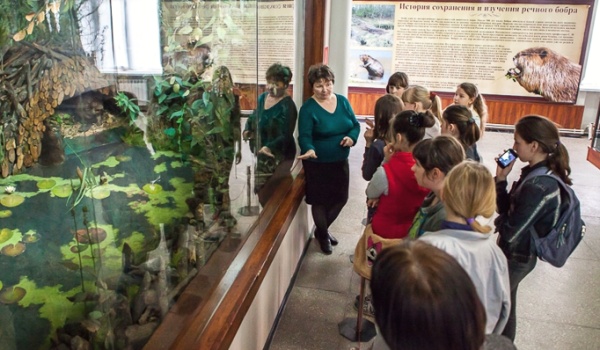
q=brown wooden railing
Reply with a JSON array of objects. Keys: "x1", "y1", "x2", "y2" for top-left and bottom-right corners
[{"x1": 144, "y1": 170, "x2": 306, "y2": 350}]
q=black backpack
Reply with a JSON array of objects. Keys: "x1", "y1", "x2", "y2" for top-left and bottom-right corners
[{"x1": 518, "y1": 167, "x2": 586, "y2": 267}]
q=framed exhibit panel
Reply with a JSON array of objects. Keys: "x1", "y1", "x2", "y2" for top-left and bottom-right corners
[{"x1": 346, "y1": 0, "x2": 595, "y2": 129}]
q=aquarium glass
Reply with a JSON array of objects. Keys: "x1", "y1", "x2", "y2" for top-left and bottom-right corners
[{"x1": 0, "y1": 0, "x2": 298, "y2": 348}]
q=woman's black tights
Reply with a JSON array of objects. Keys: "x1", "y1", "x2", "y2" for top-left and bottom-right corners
[{"x1": 311, "y1": 200, "x2": 347, "y2": 238}]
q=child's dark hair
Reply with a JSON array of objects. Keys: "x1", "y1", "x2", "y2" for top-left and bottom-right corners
[
  {"x1": 413, "y1": 136, "x2": 465, "y2": 176},
  {"x1": 458, "y1": 82, "x2": 488, "y2": 124},
  {"x1": 386, "y1": 72, "x2": 409, "y2": 93},
  {"x1": 266, "y1": 63, "x2": 293, "y2": 85},
  {"x1": 374, "y1": 94, "x2": 404, "y2": 141},
  {"x1": 515, "y1": 115, "x2": 572, "y2": 185},
  {"x1": 392, "y1": 110, "x2": 436, "y2": 146},
  {"x1": 443, "y1": 105, "x2": 481, "y2": 148}
]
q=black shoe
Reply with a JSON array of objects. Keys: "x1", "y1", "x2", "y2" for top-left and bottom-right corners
[
  {"x1": 328, "y1": 232, "x2": 338, "y2": 246},
  {"x1": 316, "y1": 236, "x2": 332, "y2": 255}
]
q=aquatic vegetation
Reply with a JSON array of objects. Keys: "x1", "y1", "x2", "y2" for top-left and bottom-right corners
[
  {"x1": 91, "y1": 156, "x2": 120, "y2": 169},
  {"x1": 4, "y1": 185, "x2": 16, "y2": 194},
  {"x1": 36, "y1": 179, "x2": 57, "y2": 189},
  {"x1": 51, "y1": 184, "x2": 74, "y2": 198},
  {"x1": 70, "y1": 244, "x2": 89, "y2": 253},
  {"x1": 154, "y1": 162, "x2": 168, "y2": 173},
  {"x1": 1, "y1": 242, "x2": 26, "y2": 256},
  {"x1": 132, "y1": 177, "x2": 193, "y2": 227},
  {"x1": 74, "y1": 227, "x2": 107, "y2": 244},
  {"x1": 89, "y1": 187, "x2": 111, "y2": 200},
  {"x1": 0, "y1": 194, "x2": 25, "y2": 207},
  {"x1": 0, "y1": 228, "x2": 13, "y2": 243},
  {"x1": 115, "y1": 154, "x2": 132, "y2": 162},
  {"x1": 0, "y1": 286, "x2": 26, "y2": 304},
  {"x1": 23, "y1": 233, "x2": 41, "y2": 243},
  {"x1": 143, "y1": 183, "x2": 163, "y2": 194},
  {"x1": 0, "y1": 210, "x2": 11, "y2": 218}
]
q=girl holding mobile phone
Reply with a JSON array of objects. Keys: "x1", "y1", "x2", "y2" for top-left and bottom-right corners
[{"x1": 495, "y1": 115, "x2": 572, "y2": 341}]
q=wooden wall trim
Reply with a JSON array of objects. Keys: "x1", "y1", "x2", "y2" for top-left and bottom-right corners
[
  {"x1": 348, "y1": 91, "x2": 585, "y2": 129},
  {"x1": 167, "y1": 172, "x2": 306, "y2": 350},
  {"x1": 303, "y1": 0, "x2": 327, "y2": 101}
]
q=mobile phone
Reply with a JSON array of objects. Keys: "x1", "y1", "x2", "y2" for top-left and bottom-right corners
[{"x1": 496, "y1": 149, "x2": 518, "y2": 168}]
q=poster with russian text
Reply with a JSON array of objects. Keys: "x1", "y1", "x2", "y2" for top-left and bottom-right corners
[
  {"x1": 162, "y1": 1, "x2": 295, "y2": 84},
  {"x1": 350, "y1": 1, "x2": 590, "y2": 103}
]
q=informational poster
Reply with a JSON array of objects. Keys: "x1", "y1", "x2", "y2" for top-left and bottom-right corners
[
  {"x1": 161, "y1": 1, "x2": 295, "y2": 84},
  {"x1": 350, "y1": 1, "x2": 590, "y2": 103}
]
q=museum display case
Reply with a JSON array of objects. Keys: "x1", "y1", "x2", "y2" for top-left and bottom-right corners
[
  {"x1": 0, "y1": 1, "x2": 299, "y2": 349},
  {"x1": 587, "y1": 99, "x2": 600, "y2": 169}
]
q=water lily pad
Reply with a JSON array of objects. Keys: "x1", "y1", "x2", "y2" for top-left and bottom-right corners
[
  {"x1": 74, "y1": 228, "x2": 107, "y2": 244},
  {"x1": 1, "y1": 242, "x2": 26, "y2": 257},
  {"x1": 0, "y1": 210, "x2": 12, "y2": 218},
  {"x1": 143, "y1": 183, "x2": 163, "y2": 194},
  {"x1": 1, "y1": 194, "x2": 25, "y2": 207},
  {"x1": 0, "y1": 286, "x2": 26, "y2": 304},
  {"x1": 70, "y1": 244, "x2": 88, "y2": 253},
  {"x1": 23, "y1": 233, "x2": 40, "y2": 243},
  {"x1": 0, "y1": 281, "x2": 3, "y2": 290},
  {"x1": 51, "y1": 184, "x2": 73, "y2": 198},
  {"x1": 0, "y1": 228, "x2": 13, "y2": 243},
  {"x1": 37, "y1": 179, "x2": 57, "y2": 189},
  {"x1": 115, "y1": 155, "x2": 131, "y2": 162},
  {"x1": 89, "y1": 188, "x2": 110, "y2": 200}
]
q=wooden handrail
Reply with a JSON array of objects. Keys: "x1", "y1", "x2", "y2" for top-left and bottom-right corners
[{"x1": 164, "y1": 172, "x2": 305, "y2": 349}]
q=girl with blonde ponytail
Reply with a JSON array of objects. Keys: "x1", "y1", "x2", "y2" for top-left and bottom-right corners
[{"x1": 420, "y1": 160, "x2": 510, "y2": 335}]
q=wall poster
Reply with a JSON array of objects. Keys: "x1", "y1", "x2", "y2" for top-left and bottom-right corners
[
  {"x1": 161, "y1": 1, "x2": 295, "y2": 85},
  {"x1": 350, "y1": 1, "x2": 591, "y2": 103}
]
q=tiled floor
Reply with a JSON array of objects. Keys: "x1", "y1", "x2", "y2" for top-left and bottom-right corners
[{"x1": 268, "y1": 123, "x2": 600, "y2": 350}]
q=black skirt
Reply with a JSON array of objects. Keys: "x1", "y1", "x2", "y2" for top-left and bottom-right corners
[{"x1": 302, "y1": 159, "x2": 349, "y2": 206}]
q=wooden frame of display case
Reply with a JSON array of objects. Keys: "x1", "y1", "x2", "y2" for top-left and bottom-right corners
[
  {"x1": 587, "y1": 98, "x2": 600, "y2": 169},
  {"x1": 144, "y1": 1, "x2": 328, "y2": 349}
]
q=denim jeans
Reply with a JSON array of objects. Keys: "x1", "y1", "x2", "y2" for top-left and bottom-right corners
[{"x1": 502, "y1": 256, "x2": 537, "y2": 341}]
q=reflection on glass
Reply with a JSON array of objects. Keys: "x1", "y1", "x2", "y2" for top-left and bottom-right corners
[
  {"x1": 0, "y1": 0, "x2": 294, "y2": 349},
  {"x1": 244, "y1": 63, "x2": 297, "y2": 206}
]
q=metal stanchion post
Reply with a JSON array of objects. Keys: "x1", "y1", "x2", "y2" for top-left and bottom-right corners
[{"x1": 238, "y1": 165, "x2": 260, "y2": 216}]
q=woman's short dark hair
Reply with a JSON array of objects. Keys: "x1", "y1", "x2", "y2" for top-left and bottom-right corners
[
  {"x1": 307, "y1": 64, "x2": 335, "y2": 86},
  {"x1": 371, "y1": 240, "x2": 486, "y2": 350},
  {"x1": 412, "y1": 136, "x2": 465, "y2": 176},
  {"x1": 266, "y1": 63, "x2": 293, "y2": 85},
  {"x1": 386, "y1": 72, "x2": 409, "y2": 93},
  {"x1": 515, "y1": 115, "x2": 572, "y2": 185}
]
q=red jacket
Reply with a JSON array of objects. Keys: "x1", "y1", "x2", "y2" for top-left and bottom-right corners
[{"x1": 372, "y1": 152, "x2": 429, "y2": 239}]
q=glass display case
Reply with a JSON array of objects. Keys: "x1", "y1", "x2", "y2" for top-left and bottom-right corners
[
  {"x1": 0, "y1": 1, "x2": 298, "y2": 349},
  {"x1": 588, "y1": 99, "x2": 600, "y2": 169}
]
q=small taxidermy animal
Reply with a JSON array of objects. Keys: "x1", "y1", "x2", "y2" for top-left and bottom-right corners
[{"x1": 359, "y1": 54, "x2": 384, "y2": 80}]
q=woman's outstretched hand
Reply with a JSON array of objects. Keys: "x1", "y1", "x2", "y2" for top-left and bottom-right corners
[{"x1": 298, "y1": 149, "x2": 317, "y2": 160}]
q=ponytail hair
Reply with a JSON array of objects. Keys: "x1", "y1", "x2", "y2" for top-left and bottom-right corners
[
  {"x1": 458, "y1": 83, "x2": 488, "y2": 133},
  {"x1": 374, "y1": 94, "x2": 404, "y2": 140},
  {"x1": 402, "y1": 85, "x2": 443, "y2": 123},
  {"x1": 442, "y1": 161, "x2": 496, "y2": 233},
  {"x1": 392, "y1": 110, "x2": 436, "y2": 146},
  {"x1": 515, "y1": 115, "x2": 572, "y2": 185},
  {"x1": 443, "y1": 105, "x2": 481, "y2": 148}
]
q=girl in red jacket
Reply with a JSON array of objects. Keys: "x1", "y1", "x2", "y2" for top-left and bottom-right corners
[{"x1": 366, "y1": 110, "x2": 435, "y2": 239}]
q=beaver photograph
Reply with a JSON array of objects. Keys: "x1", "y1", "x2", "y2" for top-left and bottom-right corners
[
  {"x1": 505, "y1": 47, "x2": 582, "y2": 103},
  {"x1": 359, "y1": 54, "x2": 385, "y2": 80}
]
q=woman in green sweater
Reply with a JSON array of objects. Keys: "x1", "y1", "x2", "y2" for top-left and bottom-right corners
[
  {"x1": 298, "y1": 64, "x2": 360, "y2": 254},
  {"x1": 243, "y1": 63, "x2": 297, "y2": 206}
]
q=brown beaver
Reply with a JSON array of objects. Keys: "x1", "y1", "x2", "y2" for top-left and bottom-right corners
[
  {"x1": 505, "y1": 47, "x2": 581, "y2": 103},
  {"x1": 359, "y1": 54, "x2": 384, "y2": 80}
]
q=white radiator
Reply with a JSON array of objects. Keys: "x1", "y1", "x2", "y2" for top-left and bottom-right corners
[{"x1": 116, "y1": 77, "x2": 149, "y2": 106}]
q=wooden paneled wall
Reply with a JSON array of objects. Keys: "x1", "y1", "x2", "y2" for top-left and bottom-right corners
[{"x1": 348, "y1": 89, "x2": 584, "y2": 129}]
